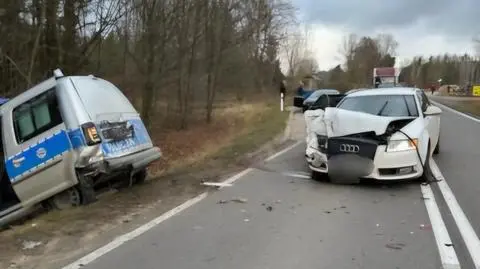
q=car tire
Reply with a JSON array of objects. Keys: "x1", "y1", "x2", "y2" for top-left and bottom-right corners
[
  {"x1": 433, "y1": 138, "x2": 440, "y2": 155},
  {"x1": 311, "y1": 170, "x2": 328, "y2": 182},
  {"x1": 420, "y1": 143, "x2": 433, "y2": 183}
]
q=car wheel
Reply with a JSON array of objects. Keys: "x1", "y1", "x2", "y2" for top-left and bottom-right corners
[
  {"x1": 311, "y1": 170, "x2": 328, "y2": 182},
  {"x1": 433, "y1": 138, "x2": 440, "y2": 155},
  {"x1": 420, "y1": 143, "x2": 433, "y2": 183}
]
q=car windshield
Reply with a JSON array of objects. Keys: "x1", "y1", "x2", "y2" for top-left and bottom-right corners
[
  {"x1": 337, "y1": 94, "x2": 419, "y2": 117},
  {"x1": 329, "y1": 94, "x2": 345, "y2": 107}
]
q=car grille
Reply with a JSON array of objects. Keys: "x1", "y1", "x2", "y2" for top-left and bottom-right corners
[{"x1": 327, "y1": 137, "x2": 379, "y2": 160}]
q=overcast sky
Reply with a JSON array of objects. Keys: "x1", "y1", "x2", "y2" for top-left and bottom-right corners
[{"x1": 293, "y1": 0, "x2": 480, "y2": 71}]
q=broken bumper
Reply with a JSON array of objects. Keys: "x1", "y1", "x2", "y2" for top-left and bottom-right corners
[
  {"x1": 306, "y1": 145, "x2": 423, "y2": 180},
  {"x1": 105, "y1": 147, "x2": 162, "y2": 172}
]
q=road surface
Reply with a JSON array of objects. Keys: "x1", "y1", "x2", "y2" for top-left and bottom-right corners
[{"x1": 61, "y1": 106, "x2": 480, "y2": 269}]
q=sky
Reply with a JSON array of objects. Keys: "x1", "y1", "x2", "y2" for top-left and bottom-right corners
[{"x1": 292, "y1": 0, "x2": 480, "y2": 71}]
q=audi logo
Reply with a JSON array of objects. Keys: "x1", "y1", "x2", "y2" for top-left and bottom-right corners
[{"x1": 339, "y1": 144, "x2": 360, "y2": 153}]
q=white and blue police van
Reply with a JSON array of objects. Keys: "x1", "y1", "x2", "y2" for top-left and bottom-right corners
[{"x1": 0, "y1": 69, "x2": 161, "y2": 226}]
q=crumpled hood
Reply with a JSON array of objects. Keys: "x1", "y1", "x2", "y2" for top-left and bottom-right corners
[{"x1": 323, "y1": 107, "x2": 416, "y2": 137}]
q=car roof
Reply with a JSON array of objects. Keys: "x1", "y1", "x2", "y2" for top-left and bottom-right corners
[{"x1": 345, "y1": 87, "x2": 418, "y2": 97}]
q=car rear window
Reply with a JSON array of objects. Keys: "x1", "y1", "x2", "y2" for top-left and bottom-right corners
[{"x1": 337, "y1": 95, "x2": 419, "y2": 117}]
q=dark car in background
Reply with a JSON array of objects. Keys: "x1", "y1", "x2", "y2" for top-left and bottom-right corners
[{"x1": 302, "y1": 89, "x2": 344, "y2": 112}]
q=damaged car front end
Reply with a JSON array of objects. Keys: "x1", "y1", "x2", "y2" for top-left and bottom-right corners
[{"x1": 306, "y1": 89, "x2": 441, "y2": 183}]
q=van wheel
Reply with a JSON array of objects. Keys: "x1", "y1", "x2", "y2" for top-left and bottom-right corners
[
  {"x1": 48, "y1": 187, "x2": 82, "y2": 210},
  {"x1": 133, "y1": 169, "x2": 148, "y2": 185},
  {"x1": 77, "y1": 174, "x2": 97, "y2": 205}
]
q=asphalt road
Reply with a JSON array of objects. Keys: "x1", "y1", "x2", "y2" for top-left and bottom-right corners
[{"x1": 62, "y1": 106, "x2": 480, "y2": 269}]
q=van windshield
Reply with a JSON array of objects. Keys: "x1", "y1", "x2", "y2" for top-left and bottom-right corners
[{"x1": 69, "y1": 77, "x2": 137, "y2": 121}]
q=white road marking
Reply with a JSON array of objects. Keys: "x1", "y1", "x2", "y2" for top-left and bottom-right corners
[
  {"x1": 431, "y1": 160, "x2": 480, "y2": 269},
  {"x1": 264, "y1": 141, "x2": 302, "y2": 162},
  {"x1": 202, "y1": 182, "x2": 233, "y2": 187},
  {"x1": 220, "y1": 168, "x2": 254, "y2": 188},
  {"x1": 281, "y1": 172, "x2": 311, "y2": 179},
  {"x1": 431, "y1": 100, "x2": 480, "y2": 123},
  {"x1": 60, "y1": 141, "x2": 302, "y2": 268},
  {"x1": 420, "y1": 183, "x2": 460, "y2": 269},
  {"x1": 60, "y1": 192, "x2": 209, "y2": 269}
]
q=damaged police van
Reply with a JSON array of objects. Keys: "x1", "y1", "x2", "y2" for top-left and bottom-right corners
[
  {"x1": 306, "y1": 87, "x2": 441, "y2": 184},
  {"x1": 0, "y1": 69, "x2": 161, "y2": 226}
]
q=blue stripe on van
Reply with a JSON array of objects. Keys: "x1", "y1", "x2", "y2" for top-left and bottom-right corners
[
  {"x1": 5, "y1": 130, "x2": 73, "y2": 183},
  {"x1": 67, "y1": 128, "x2": 86, "y2": 149}
]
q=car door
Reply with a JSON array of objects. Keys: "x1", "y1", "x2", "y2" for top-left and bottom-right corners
[
  {"x1": 5, "y1": 87, "x2": 76, "y2": 206},
  {"x1": 416, "y1": 90, "x2": 440, "y2": 153}
]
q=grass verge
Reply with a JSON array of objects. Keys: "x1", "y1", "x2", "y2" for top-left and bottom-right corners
[
  {"x1": 432, "y1": 98, "x2": 480, "y2": 118},
  {"x1": 0, "y1": 99, "x2": 290, "y2": 269}
]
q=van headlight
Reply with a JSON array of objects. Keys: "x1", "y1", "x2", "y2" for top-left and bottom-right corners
[{"x1": 387, "y1": 139, "x2": 418, "y2": 152}]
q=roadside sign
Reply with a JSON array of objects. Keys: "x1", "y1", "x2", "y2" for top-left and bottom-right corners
[{"x1": 473, "y1": 85, "x2": 480, "y2": 96}]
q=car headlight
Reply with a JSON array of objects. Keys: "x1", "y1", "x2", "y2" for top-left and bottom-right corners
[{"x1": 387, "y1": 139, "x2": 418, "y2": 152}]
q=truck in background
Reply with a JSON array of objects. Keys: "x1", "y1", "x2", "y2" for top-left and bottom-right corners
[{"x1": 373, "y1": 67, "x2": 400, "y2": 88}]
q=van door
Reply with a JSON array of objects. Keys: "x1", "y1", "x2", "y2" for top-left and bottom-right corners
[
  {"x1": 0, "y1": 115, "x2": 21, "y2": 215},
  {"x1": 5, "y1": 87, "x2": 76, "y2": 206}
]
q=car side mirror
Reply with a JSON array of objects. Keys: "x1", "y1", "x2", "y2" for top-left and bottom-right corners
[{"x1": 423, "y1": 105, "x2": 442, "y2": 116}]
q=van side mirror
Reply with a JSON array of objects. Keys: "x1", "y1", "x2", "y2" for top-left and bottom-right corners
[{"x1": 424, "y1": 105, "x2": 442, "y2": 116}]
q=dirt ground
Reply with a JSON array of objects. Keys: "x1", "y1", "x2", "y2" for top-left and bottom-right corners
[{"x1": 0, "y1": 101, "x2": 293, "y2": 269}]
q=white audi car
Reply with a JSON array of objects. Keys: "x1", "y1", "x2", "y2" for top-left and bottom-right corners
[{"x1": 305, "y1": 87, "x2": 441, "y2": 183}]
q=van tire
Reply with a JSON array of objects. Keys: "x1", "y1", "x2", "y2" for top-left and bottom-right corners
[
  {"x1": 133, "y1": 169, "x2": 147, "y2": 185},
  {"x1": 77, "y1": 174, "x2": 97, "y2": 205},
  {"x1": 47, "y1": 186, "x2": 82, "y2": 210}
]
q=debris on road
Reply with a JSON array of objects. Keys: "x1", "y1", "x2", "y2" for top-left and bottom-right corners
[
  {"x1": 202, "y1": 182, "x2": 233, "y2": 188},
  {"x1": 445, "y1": 243, "x2": 454, "y2": 247},
  {"x1": 22, "y1": 240, "x2": 42, "y2": 250},
  {"x1": 243, "y1": 218, "x2": 250, "y2": 222},
  {"x1": 231, "y1": 197, "x2": 248, "y2": 203},
  {"x1": 266, "y1": 206, "x2": 273, "y2": 212},
  {"x1": 385, "y1": 243, "x2": 406, "y2": 250},
  {"x1": 217, "y1": 197, "x2": 248, "y2": 204},
  {"x1": 419, "y1": 224, "x2": 432, "y2": 230}
]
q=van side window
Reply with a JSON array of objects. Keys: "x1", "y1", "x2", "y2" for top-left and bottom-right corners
[{"x1": 13, "y1": 88, "x2": 63, "y2": 143}]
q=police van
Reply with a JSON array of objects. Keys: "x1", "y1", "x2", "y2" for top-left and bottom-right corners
[{"x1": 0, "y1": 69, "x2": 161, "y2": 226}]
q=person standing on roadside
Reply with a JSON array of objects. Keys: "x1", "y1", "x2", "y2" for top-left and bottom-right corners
[
  {"x1": 280, "y1": 80, "x2": 286, "y2": 97},
  {"x1": 296, "y1": 81, "x2": 305, "y2": 96},
  {"x1": 279, "y1": 80, "x2": 287, "y2": 111}
]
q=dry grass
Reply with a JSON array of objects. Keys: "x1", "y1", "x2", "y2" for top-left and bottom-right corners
[
  {"x1": 148, "y1": 101, "x2": 278, "y2": 174},
  {"x1": 434, "y1": 99, "x2": 480, "y2": 117}
]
